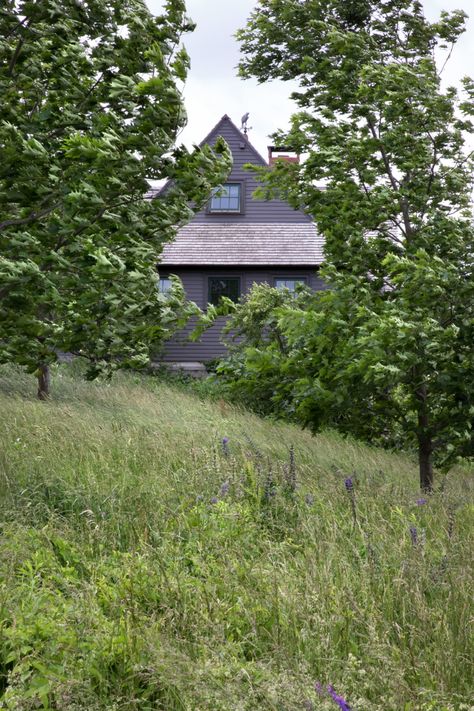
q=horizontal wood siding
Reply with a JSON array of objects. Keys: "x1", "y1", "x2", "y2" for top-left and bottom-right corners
[
  {"x1": 191, "y1": 118, "x2": 312, "y2": 225},
  {"x1": 159, "y1": 267, "x2": 325, "y2": 362}
]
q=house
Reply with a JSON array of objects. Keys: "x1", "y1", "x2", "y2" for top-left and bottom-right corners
[{"x1": 157, "y1": 114, "x2": 325, "y2": 366}]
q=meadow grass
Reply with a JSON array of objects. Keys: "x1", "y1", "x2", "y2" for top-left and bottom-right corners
[{"x1": 0, "y1": 364, "x2": 472, "y2": 710}]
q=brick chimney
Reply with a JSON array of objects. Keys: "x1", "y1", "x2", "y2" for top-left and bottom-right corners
[{"x1": 268, "y1": 145, "x2": 300, "y2": 165}]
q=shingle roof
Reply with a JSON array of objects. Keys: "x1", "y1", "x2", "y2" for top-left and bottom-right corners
[{"x1": 160, "y1": 223, "x2": 324, "y2": 266}]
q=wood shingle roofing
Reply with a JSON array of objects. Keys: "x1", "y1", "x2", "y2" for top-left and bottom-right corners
[
  {"x1": 157, "y1": 114, "x2": 324, "y2": 268},
  {"x1": 160, "y1": 223, "x2": 324, "y2": 266}
]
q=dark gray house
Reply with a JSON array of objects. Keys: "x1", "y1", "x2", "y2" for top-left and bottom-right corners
[{"x1": 158, "y1": 114, "x2": 324, "y2": 363}]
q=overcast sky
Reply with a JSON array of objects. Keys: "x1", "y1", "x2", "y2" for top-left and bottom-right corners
[{"x1": 146, "y1": 0, "x2": 474, "y2": 158}]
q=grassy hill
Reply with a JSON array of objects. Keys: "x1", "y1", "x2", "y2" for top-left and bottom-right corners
[{"x1": 0, "y1": 364, "x2": 472, "y2": 711}]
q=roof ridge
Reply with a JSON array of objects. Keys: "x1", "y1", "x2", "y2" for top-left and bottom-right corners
[{"x1": 198, "y1": 114, "x2": 268, "y2": 166}]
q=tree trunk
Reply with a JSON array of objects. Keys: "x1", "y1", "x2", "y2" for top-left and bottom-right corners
[
  {"x1": 418, "y1": 435, "x2": 434, "y2": 492},
  {"x1": 416, "y1": 383, "x2": 434, "y2": 492},
  {"x1": 37, "y1": 363, "x2": 50, "y2": 400}
]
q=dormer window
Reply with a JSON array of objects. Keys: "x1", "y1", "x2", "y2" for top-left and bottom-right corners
[{"x1": 209, "y1": 183, "x2": 243, "y2": 213}]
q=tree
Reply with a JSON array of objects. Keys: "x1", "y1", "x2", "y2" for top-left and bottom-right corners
[
  {"x1": 0, "y1": 0, "x2": 230, "y2": 399},
  {"x1": 237, "y1": 0, "x2": 474, "y2": 489}
]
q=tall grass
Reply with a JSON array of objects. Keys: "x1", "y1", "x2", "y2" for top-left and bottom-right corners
[{"x1": 0, "y1": 364, "x2": 472, "y2": 710}]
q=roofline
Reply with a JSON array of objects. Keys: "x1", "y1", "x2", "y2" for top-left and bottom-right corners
[
  {"x1": 155, "y1": 114, "x2": 269, "y2": 197},
  {"x1": 205, "y1": 114, "x2": 269, "y2": 166},
  {"x1": 158, "y1": 263, "x2": 323, "y2": 268}
]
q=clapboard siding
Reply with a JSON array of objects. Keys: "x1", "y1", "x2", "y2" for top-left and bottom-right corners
[
  {"x1": 190, "y1": 117, "x2": 311, "y2": 225},
  {"x1": 157, "y1": 115, "x2": 324, "y2": 362},
  {"x1": 159, "y1": 267, "x2": 325, "y2": 362}
]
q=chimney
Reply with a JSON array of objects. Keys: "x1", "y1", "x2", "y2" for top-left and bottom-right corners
[{"x1": 268, "y1": 145, "x2": 300, "y2": 165}]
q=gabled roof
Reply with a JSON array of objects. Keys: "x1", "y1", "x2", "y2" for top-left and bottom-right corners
[
  {"x1": 161, "y1": 223, "x2": 324, "y2": 266},
  {"x1": 199, "y1": 114, "x2": 268, "y2": 166},
  {"x1": 158, "y1": 114, "x2": 323, "y2": 267}
]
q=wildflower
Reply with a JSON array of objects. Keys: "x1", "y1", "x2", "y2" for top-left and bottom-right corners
[
  {"x1": 315, "y1": 681, "x2": 324, "y2": 696},
  {"x1": 210, "y1": 496, "x2": 219, "y2": 505},
  {"x1": 219, "y1": 480, "x2": 230, "y2": 497},
  {"x1": 222, "y1": 437, "x2": 230, "y2": 456},
  {"x1": 344, "y1": 477, "x2": 357, "y2": 524},
  {"x1": 416, "y1": 498, "x2": 427, "y2": 506},
  {"x1": 327, "y1": 685, "x2": 352, "y2": 711},
  {"x1": 287, "y1": 444, "x2": 296, "y2": 492},
  {"x1": 263, "y1": 469, "x2": 276, "y2": 501},
  {"x1": 409, "y1": 525, "x2": 418, "y2": 546},
  {"x1": 305, "y1": 493, "x2": 314, "y2": 506}
]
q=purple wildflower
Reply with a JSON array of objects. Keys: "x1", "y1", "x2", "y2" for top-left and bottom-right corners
[
  {"x1": 222, "y1": 437, "x2": 230, "y2": 456},
  {"x1": 210, "y1": 496, "x2": 219, "y2": 505},
  {"x1": 344, "y1": 477, "x2": 357, "y2": 524},
  {"x1": 416, "y1": 498, "x2": 427, "y2": 506},
  {"x1": 315, "y1": 681, "x2": 324, "y2": 696},
  {"x1": 327, "y1": 685, "x2": 352, "y2": 711},
  {"x1": 219, "y1": 480, "x2": 230, "y2": 497},
  {"x1": 410, "y1": 525, "x2": 418, "y2": 546}
]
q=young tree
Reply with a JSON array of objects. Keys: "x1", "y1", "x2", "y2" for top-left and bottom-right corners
[
  {"x1": 0, "y1": 0, "x2": 230, "y2": 398},
  {"x1": 237, "y1": 0, "x2": 474, "y2": 489}
]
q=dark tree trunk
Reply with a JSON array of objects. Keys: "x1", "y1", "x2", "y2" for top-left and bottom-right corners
[
  {"x1": 37, "y1": 364, "x2": 50, "y2": 400},
  {"x1": 418, "y1": 434, "x2": 434, "y2": 492},
  {"x1": 417, "y1": 384, "x2": 434, "y2": 493},
  {"x1": 417, "y1": 388, "x2": 434, "y2": 491}
]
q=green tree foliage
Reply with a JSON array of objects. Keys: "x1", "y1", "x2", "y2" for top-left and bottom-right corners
[
  {"x1": 0, "y1": 0, "x2": 231, "y2": 398},
  {"x1": 236, "y1": 0, "x2": 474, "y2": 489}
]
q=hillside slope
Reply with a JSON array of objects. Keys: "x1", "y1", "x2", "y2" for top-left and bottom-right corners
[{"x1": 0, "y1": 365, "x2": 472, "y2": 711}]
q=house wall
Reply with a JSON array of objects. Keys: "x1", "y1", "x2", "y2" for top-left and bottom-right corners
[
  {"x1": 191, "y1": 117, "x2": 312, "y2": 225},
  {"x1": 159, "y1": 267, "x2": 325, "y2": 362}
]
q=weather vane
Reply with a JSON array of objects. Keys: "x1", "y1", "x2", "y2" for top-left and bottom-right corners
[{"x1": 240, "y1": 112, "x2": 251, "y2": 135}]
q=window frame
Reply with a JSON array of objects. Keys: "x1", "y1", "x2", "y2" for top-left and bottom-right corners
[
  {"x1": 207, "y1": 181, "x2": 245, "y2": 215},
  {"x1": 157, "y1": 276, "x2": 173, "y2": 295},
  {"x1": 208, "y1": 276, "x2": 241, "y2": 306},
  {"x1": 274, "y1": 276, "x2": 308, "y2": 292}
]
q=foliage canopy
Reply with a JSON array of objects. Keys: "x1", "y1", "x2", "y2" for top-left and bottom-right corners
[
  {"x1": 235, "y1": 0, "x2": 474, "y2": 489},
  {"x1": 0, "y1": 0, "x2": 230, "y2": 397}
]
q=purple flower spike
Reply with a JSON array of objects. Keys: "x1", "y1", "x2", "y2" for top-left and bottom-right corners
[
  {"x1": 416, "y1": 498, "x2": 427, "y2": 506},
  {"x1": 315, "y1": 681, "x2": 324, "y2": 696},
  {"x1": 222, "y1": 437, "x2": 230, "y2": 456},
  {"x1": 410, "y1": 525, "x2": 418, "y2": 546},
  {"x1": 210, "y1": 496, "x2": 219, "y2": 505},
  {"x1": 327, "y1": 685, "x2": 352, "y2": 711},
  {"x1": 344, "y1": 477, "x2": 354, "y2": 492},
  {"x1": 219, "y1": 480, "x2": 230, "y2": 497}
]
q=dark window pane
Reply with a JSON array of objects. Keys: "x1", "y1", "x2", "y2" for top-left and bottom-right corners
[{"x1": 208, "y1": 277, "x2": 240, "y2": 305}]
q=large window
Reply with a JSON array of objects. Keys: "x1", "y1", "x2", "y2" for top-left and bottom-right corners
[
  {"x1": 209, "y1": 183, "x2": 242, "y2": 213},
  {"x1": 208, "y1": 277, "x2": 240, "y2": 306},
  {"x1": 274, "y1": 277, "x2": 307, "y2": 292}
]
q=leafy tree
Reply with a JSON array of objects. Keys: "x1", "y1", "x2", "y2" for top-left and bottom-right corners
[
  {"x1": 237, "y1": 0, "x2": 474, "y2": 489},
  {"x1": 0, "y1": 0, "x2": 230, "y2": 398}
]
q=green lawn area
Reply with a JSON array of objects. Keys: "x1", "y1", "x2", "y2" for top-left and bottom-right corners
[{"x1": 0, "y1": 364, "x2": 472, "y2": 710}]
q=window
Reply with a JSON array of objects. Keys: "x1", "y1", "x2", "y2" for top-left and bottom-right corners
[
  {"x1": 274, "y1": 277, "x2": 307, "y2": 292},
  {"x1": 209, "y1": 183, "x2": 242, "y2": 213},
  {"x1": 208, "y1": 277, "x2": 240, "y2": 306},
  {"x1": 158, "y1": 277, "x2": 172, "y2": 294}
]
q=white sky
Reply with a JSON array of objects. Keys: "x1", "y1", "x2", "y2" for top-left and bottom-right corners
[{"x1": 146, "y1": 0, "x2": 474, "y2": 158}]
